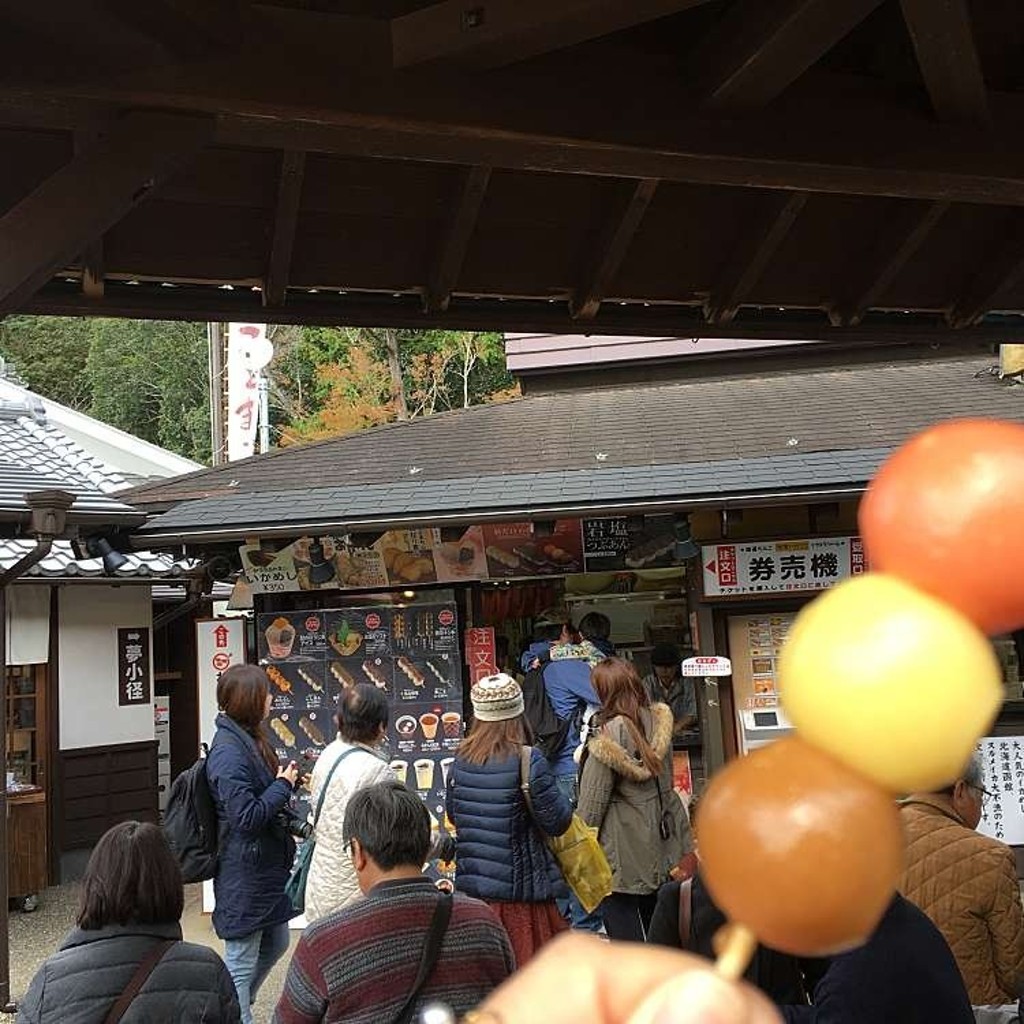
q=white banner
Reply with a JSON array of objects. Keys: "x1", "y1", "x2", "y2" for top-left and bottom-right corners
[
  {"x1": 977, "y1": 737, "x2": 1024, "y2": 846},
  {"x1": 226, "y1": 323, "x2": 272, "y2": 461},
  {"x1": 195, "y1": 618, "x2": 247, "y2": 747},
  {"x1": 702, "y1": 536, "x2": 865, "y2": 598}
]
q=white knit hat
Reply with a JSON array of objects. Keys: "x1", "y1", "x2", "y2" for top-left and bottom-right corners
[{"x1": 471, "y1": 673, "x2": 525, "y2": 722}]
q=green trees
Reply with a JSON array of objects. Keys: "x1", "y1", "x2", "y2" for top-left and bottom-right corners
[
  {"x1": 0, "y1": 315, "x2": 212, "y2": 463},
  {"x1": 0, "y1": 316, "x2": 517, "y2": 462}
]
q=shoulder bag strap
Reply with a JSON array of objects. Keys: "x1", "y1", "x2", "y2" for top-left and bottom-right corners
[
  {"x1": 311, "y1": 746, "x2": 362, "y2": 829},
  {"x1": 104, "y1": 940, "x2": 177, "y2": 1024},
  {"x1": 676, "y1": 878, "x2": 694, "y2": 950},
  {"x1": 391, "y1": 893, "x2": 454, "y2": 1024}
]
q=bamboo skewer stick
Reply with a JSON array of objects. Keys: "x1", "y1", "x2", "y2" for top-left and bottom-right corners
[{"x1": 713, "y1": 923, "x2": 758, "y2": 981}]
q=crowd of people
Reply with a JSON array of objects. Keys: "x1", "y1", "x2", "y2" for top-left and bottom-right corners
[{"x1": 15, "y1": 613, "x2": 1024, "y2": 1023}]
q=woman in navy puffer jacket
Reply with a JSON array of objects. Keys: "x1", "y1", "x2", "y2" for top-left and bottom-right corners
[
  {"x1": 447, "y1": 673, "x2": 572, "y2": 966},
  {"x1": 206, "y1": 665, "x2": 299, "y2": 1024}
]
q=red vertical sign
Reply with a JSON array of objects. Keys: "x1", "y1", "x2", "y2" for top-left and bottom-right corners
[{"x1": 464, "y1": 627, "x2": 498, "y2": 685}]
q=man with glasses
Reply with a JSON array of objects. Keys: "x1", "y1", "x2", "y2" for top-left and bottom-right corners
[
  {"x1": 898, "y1": 754, "x2": 1024, "y2": 1011},
  {"x1": 274, "y1": 782, "x2": 514, "y2": 1024}
]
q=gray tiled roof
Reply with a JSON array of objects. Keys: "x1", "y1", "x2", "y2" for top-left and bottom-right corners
[
  {"x1": 140, "y1": 447, "x2": 887, "y2": 541},
  {"x1": 0, "y1": 539, "x2": 183, "y2": 579},
  {"x1": 0, "y1": 396, "x2": 142, "y2": 526},
  {"x1": 125, "y1": 355, "x2": 1024, "y2": 519}
]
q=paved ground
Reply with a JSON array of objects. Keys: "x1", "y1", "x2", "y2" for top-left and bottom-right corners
[{"x1": 1, "y1": 883, "x2": 300, "y2": 1023}]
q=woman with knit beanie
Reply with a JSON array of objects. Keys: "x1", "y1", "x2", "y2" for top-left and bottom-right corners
[{"x1": 447, "y1": 673, "x2": 573, "y2": 966}]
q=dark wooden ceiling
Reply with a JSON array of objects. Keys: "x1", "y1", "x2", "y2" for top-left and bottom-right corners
[{"x1": 2, "y1": 0, "x2": 1024, "y2": 340}]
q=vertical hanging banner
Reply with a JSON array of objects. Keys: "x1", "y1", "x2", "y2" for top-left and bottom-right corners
[
  {"x1": 117, "y1": 627, "x2": 152, "y2": 706},
  {"x1": 464, "y1": 627, "x2": 497, "y2": 684},
  {"x1": 226, "y1": 323, "x2": 274, "y2": 461},
  {"x1": 195, "y1": 619, "x2": 248, "y2": 745}
]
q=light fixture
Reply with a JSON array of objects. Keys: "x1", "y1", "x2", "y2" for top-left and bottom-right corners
[
  {"x1": 73, "y1": 535, "x2": 130, "y2": 575},
  {"x1": 307, "y1": 538, "x2": 336, "y2": 585},
  {"x1": 673, "y1": 516, "x2": 700, "y2": 561},
  {"x1": 401, "y1": 589, "x2": 416, "y2": 600}
]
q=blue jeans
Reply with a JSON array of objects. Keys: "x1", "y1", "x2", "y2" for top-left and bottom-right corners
[
  {"x1": 224, "y1": 922, "x2": 291, "y2": 1024},
  {"x1": 555, "y1": 772, "x2": 605, "y2": 934}
]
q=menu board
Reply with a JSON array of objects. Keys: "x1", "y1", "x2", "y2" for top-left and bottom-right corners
[
  {"x1": 582, "y1": 515, "x2": 678, "y2": 572},
  {"x1": 258, "y1": 600, "x2": 464, "y2": 828},
  {"x1": 480, "y1": 520, "x2": 583, "y2": 577},
  {"x1": 977, "y1": 736, "x2": 1024, "y2": 845}
]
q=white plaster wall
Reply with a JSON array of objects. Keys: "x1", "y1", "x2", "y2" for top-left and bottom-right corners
[{"x1": 58, "y1": 587, "x2": 155, "y2": 750}]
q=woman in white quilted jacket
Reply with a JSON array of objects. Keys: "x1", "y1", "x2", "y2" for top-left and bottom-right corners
[{"x1": 303, "y1": 684, "x2": 394, "y2": 922}]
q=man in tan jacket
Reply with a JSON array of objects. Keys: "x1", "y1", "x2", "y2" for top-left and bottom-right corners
[{"x1": 899, "y1": 754, "x2": 1024, "y2": 1006}]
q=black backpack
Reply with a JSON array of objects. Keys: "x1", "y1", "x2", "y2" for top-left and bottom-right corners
[
  {"x1": 521, "y1": 666, "x2": 575, "y2": 761},
  {"x1": 163, "y1": 745, "x2": 219, "y2": 883}
]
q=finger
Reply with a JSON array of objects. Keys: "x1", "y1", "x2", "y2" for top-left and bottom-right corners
[{"x1": 477, "y1": 934, "x2": 782, "y2": 1024}]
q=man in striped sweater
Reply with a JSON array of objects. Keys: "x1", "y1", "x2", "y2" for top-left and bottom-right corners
[{"x1": 274, "y1": 781, "x2": 515, "y2": 1024}]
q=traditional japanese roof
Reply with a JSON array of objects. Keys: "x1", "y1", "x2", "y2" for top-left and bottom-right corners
[
  {"x1": 0, "y1": 399, "x2": 143, "y2": 528},
  {"x1": 129, "y1": 352, "x2": 1024, "y2": 543},
  {"x1": 4, "y1": 3, "x2": 1024, "y2": 341},
  {"x1": 0, "y1": 538, "x2": 183, "y2": 580}
]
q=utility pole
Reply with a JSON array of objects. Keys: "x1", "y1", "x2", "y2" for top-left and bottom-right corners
[{"x1": 207, "y1": 322, "x2": 226, "y2": 465}]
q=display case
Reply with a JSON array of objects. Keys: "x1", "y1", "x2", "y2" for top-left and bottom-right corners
[{"x1": 5, "y1": 663, "x2": 48, "y2": 906}]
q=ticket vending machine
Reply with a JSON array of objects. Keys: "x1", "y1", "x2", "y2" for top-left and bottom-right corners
[{"x1": 737, "y1": 703, "x2": 794, "y2": 754}]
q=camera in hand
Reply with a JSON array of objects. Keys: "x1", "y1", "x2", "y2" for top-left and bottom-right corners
[{"x1": 276, "y1": 809, "x2": 314, "y2": 842}]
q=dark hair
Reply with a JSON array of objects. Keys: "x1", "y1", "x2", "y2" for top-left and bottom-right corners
[
  {"x1": 343, "y1": 782, "x2": 431, "y2": 870},
  {"x1": 650, "y1": 643, "x2": 681, "y2": 668},
  {"x1": 534, "y1": 622, "x2": 566, "y2": 643},
  {"x1": 458, "y1": 715, "x2": 534, "y2": 766},
  {"x1": 578, "y1": 612, "x2": 611, "y2": 642},
  {"x1": 77, "y1": 821, "x2": 184, "y2": 930},
  {"x1": 592, "y1": 658, "x2": 661, "y2": 776},
  {"x1": 335, "y1": 684, "x2": 388, "y2": 744},
  {"x1": 217, "y1": 664, "x2": 277, "y2": 773}
]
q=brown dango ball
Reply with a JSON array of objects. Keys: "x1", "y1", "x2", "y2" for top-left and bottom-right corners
[{"x1": 697, "y1": 736, "x2": 903, "y2": 957}]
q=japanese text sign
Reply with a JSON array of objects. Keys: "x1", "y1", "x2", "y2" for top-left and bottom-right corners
[
  {"x1": 464, "y1": 627, "x2": 498, "y2": 685},
  {"x1": 978, "y1": 736, "x2": 1024, "y2": 846},
  {"x1": 701, "y1": 537, "x2": 866, "y2": 598},
  {"x1": 117, "y1": 627, "x2": 151, "y2": 707}
]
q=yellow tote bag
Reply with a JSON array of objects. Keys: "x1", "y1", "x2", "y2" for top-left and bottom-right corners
[{"x1": 520, "y1": 748, "x2": 613, "y2": 914}]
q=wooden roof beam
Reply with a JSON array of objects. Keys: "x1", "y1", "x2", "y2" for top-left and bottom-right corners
[
  {"x1": 423, "y1": 165, "x2": 491, "y2": 314},
  {"x1": 74, "y1": 128, "x2": 105, "y2": 299},
  {"x1": 392, "y1": 0, "x2": 714, "y2": 70},
  {"x1": 691, "y1": 0, "x2": 887, "y2": 110},
  {"x1": 99, "y1": 0, "x2": 250, "y2": 59},
  {"x1": 900, "y1": 0, "x2": 989, "y2": 124},
  {"x1": 830, "y1": 201, "x2": 949, "y2": 327},
  {"x1": 947, "y1": 218, "x2": 1024, "y2": 328},
  {"x1": 263, "y1": 150, "x2": 306, "y2": 309},
  {"x1": 705, "y1": 193, "x2": 807, "y2": 324},
  {"x1": 0, "y1": 111, "x2": 211, "y2": 314},
  {"x1": 572, "y1": 178, "x2": 658, "y2": 320}
]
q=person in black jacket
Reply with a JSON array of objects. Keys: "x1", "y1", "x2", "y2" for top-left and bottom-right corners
[
  {"x1": 648, "y1": 870, "x2": 806, "y2": 1005},
  {"x1": 206, "y1": 664, "x2": 300, "y2": 1024},
  {"x1": 781, "y1": 893, "x2": 975, "y2": 1023},
  {"x1": 17, "y1": 821, "x2": 239, "y2": 1024}
]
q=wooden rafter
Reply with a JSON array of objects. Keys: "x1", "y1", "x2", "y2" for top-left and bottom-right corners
[
  {"x1": 424, "y1": 165, "x2": 491, "y2": 314},
  {"x1": 900, "y1": 0, "x2": 988, "y2": 124},
  {"x1": 573, "y1": 178, "x2": 658, "y2": 320},
  {"x1": 73, "y1": 128, "x2": 105, "y2": 299},
  {"x1": 831, "y1": 201, "x2": 949, "y2": 326},
  {"x1": 263, "y1": 149, "x2": 306, "y2": 308},
  {"x1": 690, "y1": 0, "x2": 886, "y2": 110},
  {"x1": 705, "y1": 193, "x2": 807, "y2": 324},
  {"x1": 100, "y1": 0, "x2": 250, "y2": 58},
  {"x1": 0, "y1": 111, "x2": 211, "y2": 313},
  {"x1": 947, "y1": 217, "x2": 1024, "y2": 328},
  {"x1": 392, "y1": 0, "x2": 714, "y2": 69}
]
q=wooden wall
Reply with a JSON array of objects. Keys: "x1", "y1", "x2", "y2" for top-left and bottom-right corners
[{"x1": 56, "y1": 740, "x2": 158, "y2": 859}]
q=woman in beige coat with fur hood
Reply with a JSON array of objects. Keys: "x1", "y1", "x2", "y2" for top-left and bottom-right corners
[{"x1": 578, "y1": 658, "x2": 691, "y2": 942}]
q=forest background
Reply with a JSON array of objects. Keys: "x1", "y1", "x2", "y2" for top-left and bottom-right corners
[{"x1": 0, "y1": 317, "x2": 517, "y2": 464}]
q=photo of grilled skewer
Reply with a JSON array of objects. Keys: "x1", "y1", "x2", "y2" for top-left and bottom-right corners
[
  {"x1": 329, "y1": 662, "x2": 356, "y2": 690},
  {"x1": 297, "y1": 666, "x2": 323, "y2": 693},
  {"x1": 266, "y1": 665, "x2": 292, "y2": 695}
]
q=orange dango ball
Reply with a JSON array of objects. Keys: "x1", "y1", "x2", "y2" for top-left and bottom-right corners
[
  {"x1": 859, "y1": 418, "x2": 1024, "y2": 636},
  {"x1": 697, "y1": 736, "x2": 903, "y2": 958}
]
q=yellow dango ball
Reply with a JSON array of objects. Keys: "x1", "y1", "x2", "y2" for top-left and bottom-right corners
[{"x1": 779, "y1": 572, "x2": 1002, "y2": 793}]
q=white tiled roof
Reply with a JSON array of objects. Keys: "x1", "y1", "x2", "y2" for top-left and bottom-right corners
[{"x1": 0, "y1": 540, "x2": 183, "y2": 579}]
